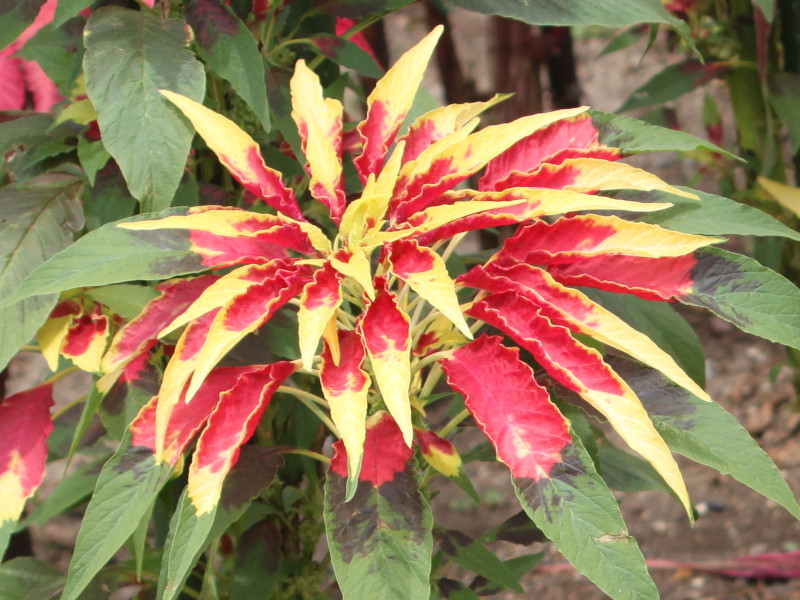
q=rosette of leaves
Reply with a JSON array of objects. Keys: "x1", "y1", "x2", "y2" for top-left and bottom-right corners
[{"x1": 4, "y1": 25, "x2": 800, "y2": 600}]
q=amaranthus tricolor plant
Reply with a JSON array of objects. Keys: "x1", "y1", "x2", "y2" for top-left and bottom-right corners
[{"x1": 3, "y1": 23, "x2": 800, "y2": 600}]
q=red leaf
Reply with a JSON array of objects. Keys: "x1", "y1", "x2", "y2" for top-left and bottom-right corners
[
  {"x1": 440, "y1": 336, "x2": 571, "y2": 480},
  {"x1": 329, "y1": 412, "x2": 413, "y2": 487},
  {"x1": 0, "y1": 384, "x2": 54, "y2": 522}
]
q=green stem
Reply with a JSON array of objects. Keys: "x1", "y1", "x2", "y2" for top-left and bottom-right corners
[
  {"x1": 277, "y1": 386, "x2": 338, "y2": 435},
  {"x1": 285, "y1": 448, "x2": 331, "y2": 464},
  {"x1": 52, "y1": 393, "x2": 88, "y2": 420},
  {"x1": 438, "y1": 408, "x2": 470, "y2": 438},
  {"x1": 411, "y1": 350, "x2": 449, "y2": 375}
]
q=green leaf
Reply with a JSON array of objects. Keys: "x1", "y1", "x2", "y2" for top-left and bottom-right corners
[
  {"x1": 186, "y1": 0, "x2": 270, "y2": 132},
  {"x1": 23, "y1": 457, "x2": 104, "y2": 527},
  {"x1": 83, "y1": 164, "x2": 137, "y2": 231},
  {"x1": 2, "y1": 208, "x2": 208, "y2": 308},
  {"x1": 596, "y1": 440, "x2": 673, "y2": 495},
  {"x1": 618, "y1": 61, "x2": 726, "y2": 113},
  {"x1": 16, "y1": 22, "x2": 76, "y2": 92},
  {"x1": 62, "y1": 437, "x2": 173, "y2": 600},
  {"x1": 753, "y1": 0, "x2": 775, "y2": 21},
  {"x1": 590, "y1": 110, "x2": 736, "y2": 157},
  {"x1": 625, "y1": 187, "x2": 800, "y2": 241},
  {"x1": 53, "y1": 0, "x2": 96, "y2": 28},
  {"x1": 0, "y1": 176, "x2": 84, "y2": 371},
  {"x1": 0, "y1": 0, "x2": 45, "y2": 51},
  {"x1": 0, "y1": 557, "x2": 65, "y2": 600},
  {"x1": 514, "y1": 435, "x2": 658, "y2": 600},
  {"x1": 77, "y1": 136, "x2": 111, "y2": 186},
  {"x1": 434, "y1": 528, "x2": 523, "y2": 593},
  {"x1": 83, "y1": 7, "x2": 205, "y2": 212},
  {"x1": 584, "y1": 288, "x2": 706, "y2": 388},
  {"x1": 769, "y1": 73, "x2": 800, "y2": 155},
  {"x1": 0, "y1": 114, "x2": 53, "y2": 156},
  {"x1": 444, "y1": 0, "x2": 696, "y2": 50},
  {"x1": 85, "y1": 284, "x2": 160, "y2": 320},
  {"x1": 159, "y1": 446, "x2": 284, "y2": 600},
  {"x1": 681, "y1": 247, "x2": 800, "y2": 350},
  {"x1": 98, "y1": 359, "x2": 159, "y2": 441},
  {"x1": 610, "y1": 356, "x2": 800, "y2": 519},
  {"x1": 311, "y1": 34, "x2": 384, "y2": 78}
]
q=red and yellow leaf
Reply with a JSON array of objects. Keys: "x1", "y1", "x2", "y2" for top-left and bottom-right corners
[
  {"x1": 354, "y1": 26, "x2": 443, "y2": 180},
  {"x1": 0, "y1": 384, "x2": 54, "y2": 523},
  {"x1": 415, "y1": 428, "x2": 461, "y2": 478},
  {"x1": 159, "y1": 91, "x2": 304, "y2": 221},
  {"x1": 357, "y1": 283, "x2": 413, "y2": 445},
  {"x1": 329, "y1": 246, "x2": 375, "y2": 300},
  {"x1": 188, "y1": 362, "x2": 295, "y2": 514},
  {"x1": 386, "y1": 238, "x2": 471, "y2": 338},
  {"x1": 132, "y1": 365, "x2": 262, "y2": 467},
  {"x1": 102, "y1": 275, "x2": 218, "y2": 375},
  {"x1": 61, "y1": 306, "x2": 109, "y2": 372},
  {"x1": 494, "y1": 214, "x2": 721, "y2": 266},
  {"x1": 291, "y1": 60, "x2": 346, "y2": 223},
  {"x1": 320, "y1": 329, "x2": 370, "y2": 497},
  {"x1": 440, "y1": 336, "x2": 571, "y2": 481},
  {"x1": 461, "y1": 263, "x2": 710, "y2": 401},
  {"x1": 298, "y1": 263, "x2": 343, "y2": 370},
  {"x1": 468, "y1": 293, "x2": 691, "y2": 513},
  {"x1": 38, "y1": 300, "x2": 82, "y2": 370}
]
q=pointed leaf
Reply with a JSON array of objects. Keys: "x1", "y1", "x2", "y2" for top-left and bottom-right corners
[
  {"x1": 416, "y1": 428, "x2": 478, "y2": 502},
  {"x1": 159, "y1": 90, "x2": 303, "y2": 220},
  {"x1": 440, "y1": 337, "x2": 657, "y2": 600},
  {"x1": 0, "y1": 557, "x2": 65, "y2": 600},
  {"x1": 618, "y1": 61, "x2": 726, "y2": 113},
  {"x1": 291, "y1": 60, "x2": 346, "y2": 222},
  {"x1": 354, "y1": 26, "x2": 443, "y2": 180},
  {"x1": 101, "y1": 275, "x2": 218, "y2": 375},
  {"x1": 324, "y1": 412, "x2": 433, "y2": 600},
  {"x1": 83, "y1": 7, "x2": 205, "y2": 211},
  {"x1": 610, "y1": 356, "x2": 800, "y2": 519},
  {"x1": 62, "y1": 435, "x2": 173, "y2": 600},
  {"x1": 61, "y1": 307, "x2": 109, "y2": 372},
  {"x1": 186, "y1": 0, "x2": 270, "y2": 131},
  {"x1": 358, "y1": 285, "x2": 413, "y2": 445},
  {"x1": 0, "y1": 176, "x2": 83, "y2": 371},
  {"x1": 187, "y1": 362, "x2": 294, "y2": 514},
  {"x1": 495, "y1": 214, "x2": 720, "y2": 266},
  {"x1": 0, "y1": 384, "x2": 54, "y2": 558},
  {"x1": 386, "y1": 238, "x2": 471, "y2": 337},
  {"x1": 38, "y1": 299, "x2": 82, "y2": 371},
  {"x1": 320, "y1": 330, "x2": 370, "y2": 498},
  {"x1": 310, "y1": 34, "x2": 384, "y2": 78},
  {"x1": 434, "y1": 528, "x2": 523, "y2": 593},
  {"x1": 460, "y1": 263, "x2": 709, "y2": 400},
  {"x1": 159, "y1": 446, "x2": 285, "y2": 600},
  {"x1": 329, "y1": 246, "x2": 375, "y2": 299},
  {"x1": 298, "y1": 263, "x2": 343, "y2": 370},
  {"x1": 468, "y1": 294, "x2": 690, "y2": 513}
]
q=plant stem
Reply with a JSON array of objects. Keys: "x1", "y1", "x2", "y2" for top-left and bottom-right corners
[
  {"x1": 277, "y1": 386, "x2": 338, "y2": 436},
  {"x1": 44, "y1": 365, "x2": 79, "y2": 385},
  {"x1": 286, "y1": 448, "x2": 331, "y2": 464},
  {"x1": 52, "y1": 393, "x2": 88, "y2": 420},
  {"x1": 438, "y1": 408, "x2": 470, "y2": 438}
]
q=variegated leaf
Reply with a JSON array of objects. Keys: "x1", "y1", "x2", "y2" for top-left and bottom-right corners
[
  {"x1": 358, "y1": 283, "x2": 413, "y2": 445},
  {"x1": 298, "y1": 263, "x2": 343, "y2": 370},
  {"x1": 468, "y1": 293, "x2": 691, "y2": 514},
  {"x1": 354, "y1": 26, "x2": 443, "y2": 180},
  {"x1": 324, "y1": 412, "x2": 432, "y2": 600},
  {"x1": 159, "y1": 91, "x2": 304, "y2": 221},
  {"x1": 0, "y1": 384, "x2": 54, "y2": 558},
  {"x1": 386, "y1": 238, "x2": 471, "y2": 337},
  {"x1": 60, "y1": 306, "x2": 109, "y2": 373},
  {"x1": 415, "y1": 428, "x2": 478, "y2": 502},
  {"x1": 188, "y1": 362, "x2": 295, "y2": 514},
  {"x1": 320, "y1": 329, "x2": 370, "y2": 499},
  {"x1": 38, "y1": 300, "x2": 82, "y2": 370}
]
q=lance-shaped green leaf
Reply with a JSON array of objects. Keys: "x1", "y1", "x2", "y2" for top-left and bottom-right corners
[
  {"x1": 158, "y1": 446, "x2": 285, "y2": 600},
  {"x1": 0, "y1": 176, "x2": 83, "y2": 371},
  {"x1": 618, "y1": 61, "x2": 727, "y2": 113},
  {"x1": 415, "y1": 428, "x2": 478, "y2": 502},
  {"x1": 354, "y1": 25, "x2": 442, "y2": 180},
  {"x1": 310, "y1": 34, "x2": 384, "y2": 79},
  {"x1": 185, "y1": 262, "x2": 311, "y2": 399},
  {"x1": 320, "y1": 330, "x2": 369, "y2": 500},
  {"x1": 434, "y1": 528, "x2": 523, "y2": 593},
  {"x1": 609, "y1": 356, "x2": 800, "y2": 519},
  {"x1": 187, "y1": 362, "x2": 295, "y2": 514},
  {"x1": 324, "y1": 412, "x2": 433, "y2": 600},
  {"x1": 459, "y1": 262, "x2": 709, "y2": 401},
  {"x1": 0, "y1": 557, "x2": 65, "y2": 600},
  {"x1": 622, "y1": 187, "x2": 800, "y2": 241},
  {"x1": 358, "y1": 282, "x2": 413, "y2": 446},
  {"x1": 440, "y1": 336, "x2": 657, "y2": 600},
  {"x1": 468, "y1": 294, "x2": 691, "y2": 514},
  {"x1": 83, "y1": 7, "x2": 205, "y2": 211},
  {"x1": 101, "y1": 275, "x2": 218, "y2": 376},
  {"x1": 291, "y1": 60, "x2": 346, "y2": 223},
  {"x1": 62, "y1": 436, "x2": 174, "y2": 600},
  {"x1": 494, "y1": 214, "x2": 720, "y2": 266},
  {"x1": 0, "y1": 384, "x2": 54, "y2": 559},
  {"x1": 548, "y1": 247, "x2": 800, "y2": 350},
  {"x1": 386, "y1": 238, "x2": 471, "y2": 338},
  {"x1": 298, "y1": 263, "x2": 343, "y2": 370},
  {"x1": 159, "y1": 90, "x2": 304, "y2": 221},
  {"x1": 0, "y1": 0, "x2": 46, "y2": 50},
  {"x1": 186, "y1": 0, "x2": 270, "y2": 132}
]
